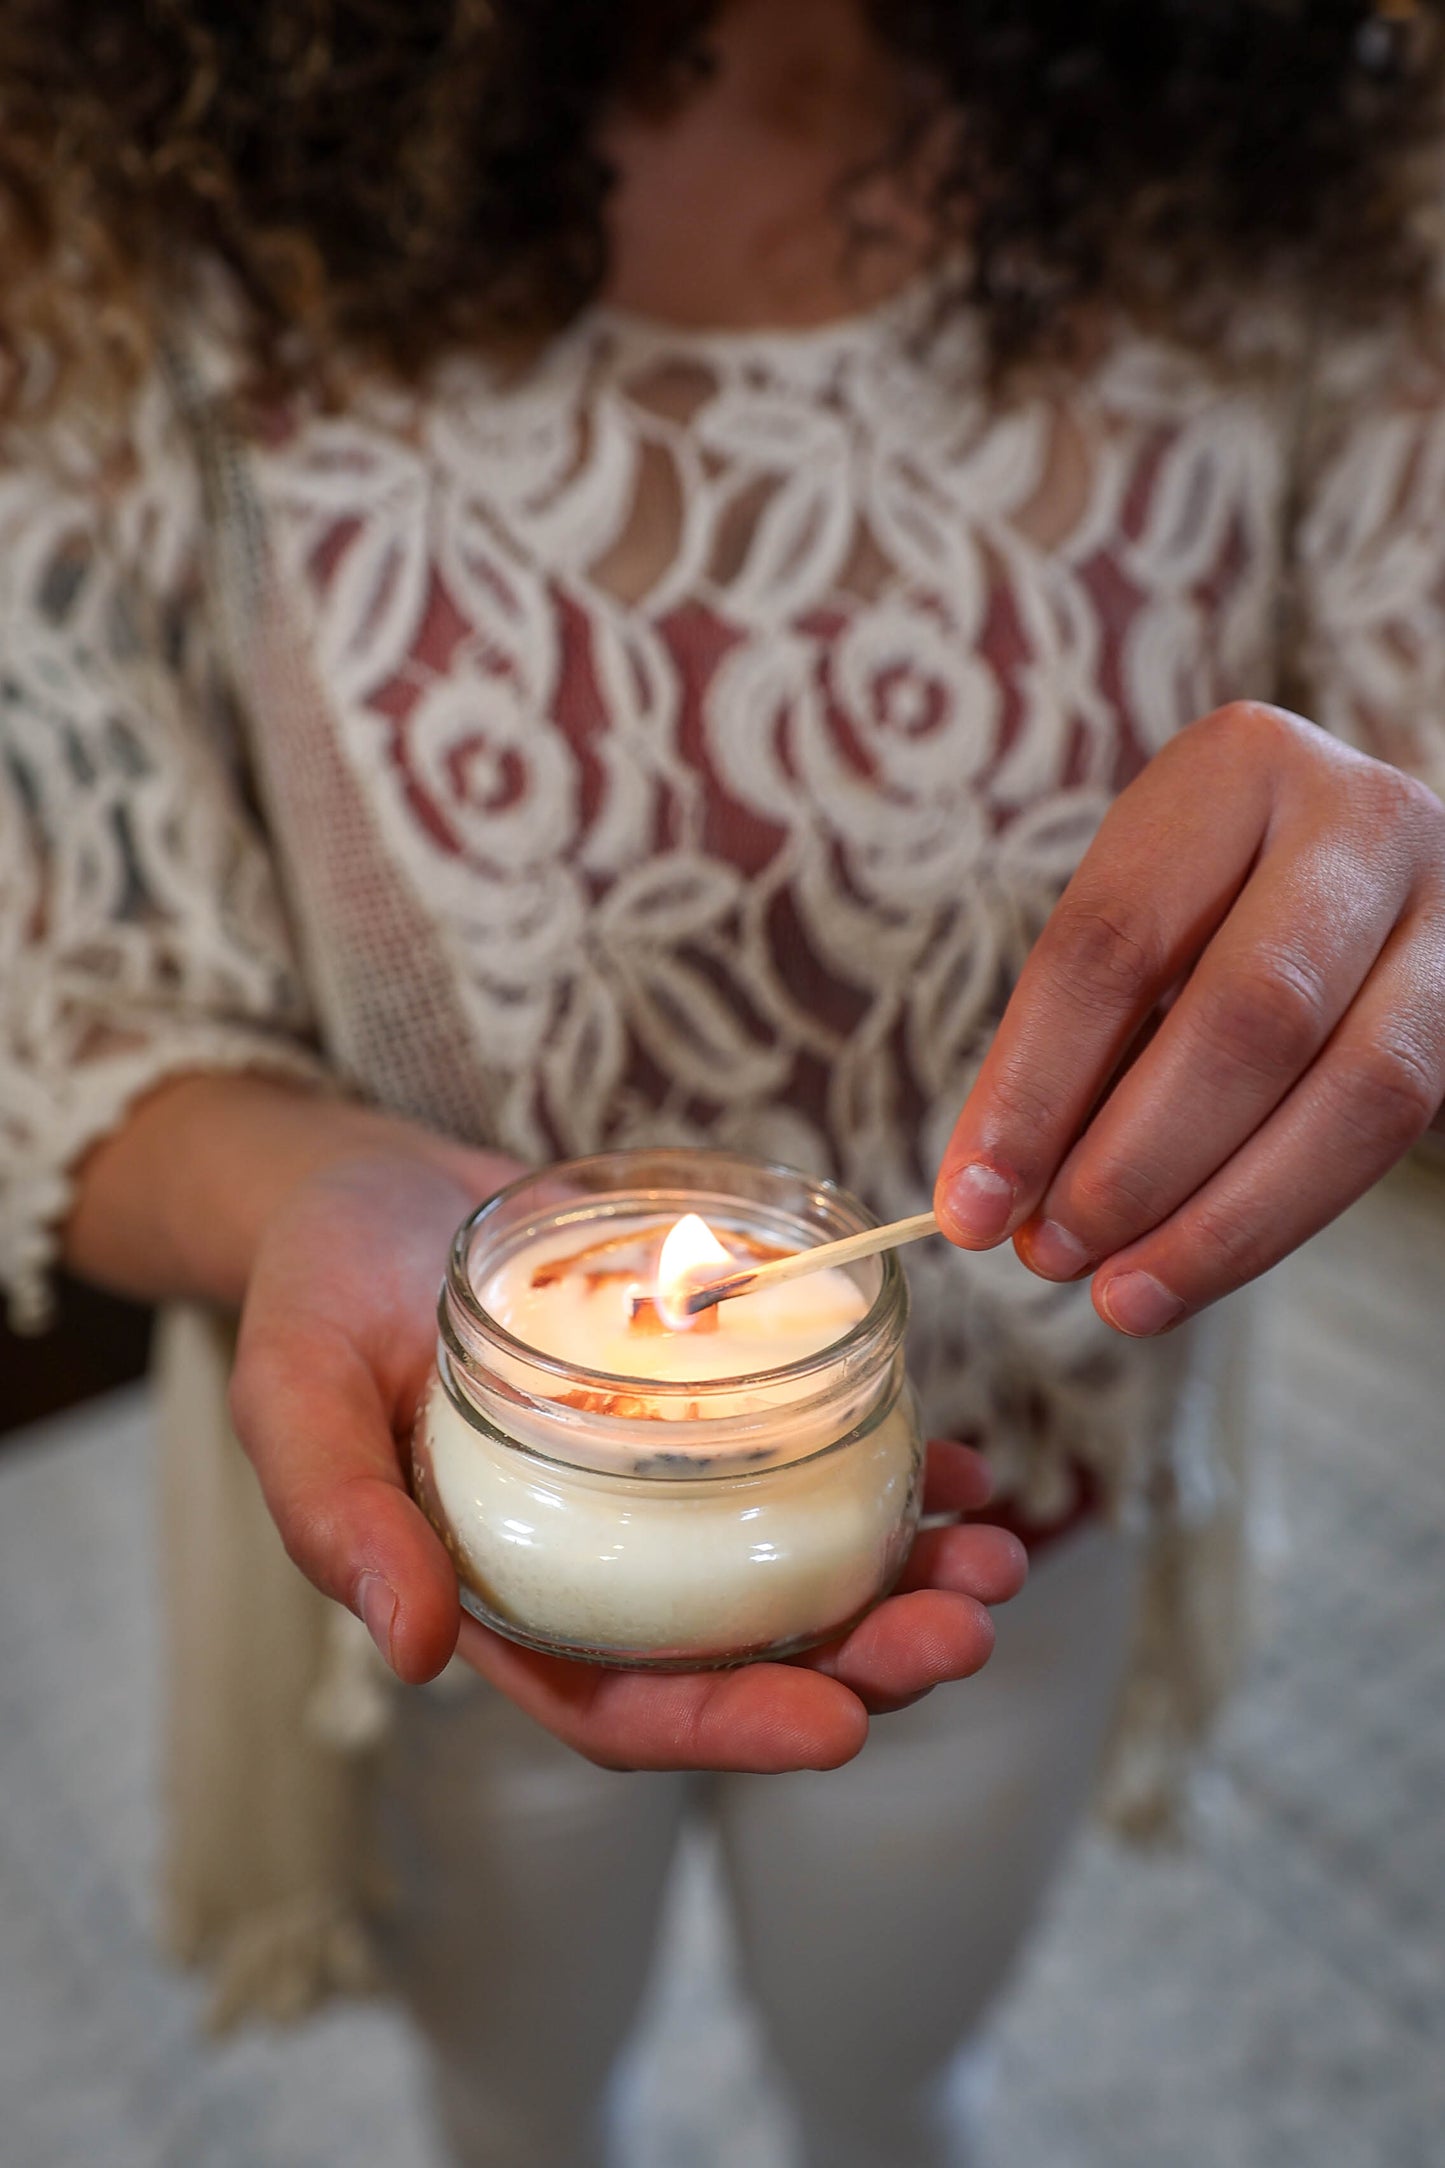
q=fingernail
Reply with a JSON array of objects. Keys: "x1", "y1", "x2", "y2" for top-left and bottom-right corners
[
  {"x1": 1023, "y1": 1219, "x2": 1092, "y2": 1280},
  {"x1": 1098, "y1": 1271, "x2": 1187, "y2": 1337},
  {"x1": 941, "y1": 1163, "x2": 1016, "y2": 1246},
  {"x1": 356, "y1": 1572, "x2": 398, "y2": 1667}
]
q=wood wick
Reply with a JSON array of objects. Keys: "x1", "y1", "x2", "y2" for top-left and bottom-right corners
[{"x1": 628, "y1": 1293, "x2": 719, "y2": 1335}]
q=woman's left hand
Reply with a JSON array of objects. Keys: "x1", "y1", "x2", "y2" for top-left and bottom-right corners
[{"x1": 935, "y1": 702, "x2": 1445, "y2": 1335}]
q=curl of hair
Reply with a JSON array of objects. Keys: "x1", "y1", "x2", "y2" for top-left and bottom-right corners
[{"x1": 1, "y1": 0, "x2": 1442, "y2": 419}]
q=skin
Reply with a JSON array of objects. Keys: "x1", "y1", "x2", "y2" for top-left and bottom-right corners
[
  {"x1": 602, "y1": 0, "x2": 936, "y2": 328},
  {"x1": 934, "y1": 705, "x2": 1445, "y2": 1327}
]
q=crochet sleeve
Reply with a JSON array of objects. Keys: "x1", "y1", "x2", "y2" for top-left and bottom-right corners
[
  {"x1": 0, "y1": 405, "x2": 325, "y2": 1329},
  {"x1": 1291, "y1": 331, "x2": 1445, "y2": 802}
]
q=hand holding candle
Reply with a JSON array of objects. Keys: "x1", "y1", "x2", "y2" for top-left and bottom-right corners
[{"x1": 227, "y1": 1133, "x2": 1025, "y2": 1773}]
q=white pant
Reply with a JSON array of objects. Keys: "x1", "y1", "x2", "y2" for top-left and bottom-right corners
[{"x1": 376, "y1": 1522, "x2": 1140, "y2": 2168}]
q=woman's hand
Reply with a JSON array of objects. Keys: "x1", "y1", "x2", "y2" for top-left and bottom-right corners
[
  {"x1": 227, "y1": 1129, "x2": 1025, "y2": 1771},
  {"x1": 935, "y1": 703, "x2": 1445, "y2": 1333}
]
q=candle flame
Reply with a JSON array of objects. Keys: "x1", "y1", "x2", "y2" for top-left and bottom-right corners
[{"x1": 655, "y1": 1212, "x2": 734, "y2": 1332}]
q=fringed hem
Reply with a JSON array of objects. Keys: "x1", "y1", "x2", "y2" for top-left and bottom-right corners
[
  {"x1": 1094, "y1": 1292, "x2": 1263, "y2": 1844},
  {"x1": 154, "y1": 1303, "x2": 393, "y2": 2036},
  {"x1": 162, "y1": 1893, "x2": 383, "y2": 2034}
]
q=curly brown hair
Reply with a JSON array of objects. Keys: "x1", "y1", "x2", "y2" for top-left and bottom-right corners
[{"x1": 3, "y1": 0, "x2": 1443, "y2": 416}]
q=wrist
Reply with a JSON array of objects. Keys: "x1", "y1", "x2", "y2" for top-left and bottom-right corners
[{"x1": 66, "y1": 1068, "x2": 517, "y2": 1310}]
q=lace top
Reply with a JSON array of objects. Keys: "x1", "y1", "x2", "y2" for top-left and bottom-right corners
[{"x1": 3, "y1": 289, "x2": 1442, "y2": 1521}]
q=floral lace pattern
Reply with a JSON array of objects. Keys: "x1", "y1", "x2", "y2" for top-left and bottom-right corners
[
  {"x1": 0, "y1": 416, "x2": 321, "y2": 1328},
  {"x1": 242, "y1": 301, "x2": 1295, "y2": 1508},
  {"x1": 1294, "y1": 336, "x2": 1445, "y2": 806},
  {"x1": 3, "y1": 294, "x2": 1441, "y2": 1512}
]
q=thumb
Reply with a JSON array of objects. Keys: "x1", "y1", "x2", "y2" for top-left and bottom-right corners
[{"x1": 228, "y1": 1322, "x2": 459, "y2": 1683}]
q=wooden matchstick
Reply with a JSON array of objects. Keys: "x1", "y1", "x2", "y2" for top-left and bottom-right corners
[{"x1": 682, "y1": 1210, "x2": 941, "y2": 1315}]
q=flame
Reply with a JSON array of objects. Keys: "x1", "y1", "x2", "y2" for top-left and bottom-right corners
[{"x1": 655, "y1": 1212, "x2": 733, "y2": 1332}]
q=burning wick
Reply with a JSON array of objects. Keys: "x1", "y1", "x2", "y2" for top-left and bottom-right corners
[{"x1": 630, "y1": 1212, "x2": 733, "y2": 1334}]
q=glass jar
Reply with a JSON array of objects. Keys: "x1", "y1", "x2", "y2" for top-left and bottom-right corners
[{"x1": 410, "y1": 1147, "x2": 925, "y2": 1669}]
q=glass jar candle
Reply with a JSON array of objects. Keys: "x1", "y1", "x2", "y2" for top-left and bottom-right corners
[{"x1": 410, "y1": 1148, "x2": 924, "y2": 1669}]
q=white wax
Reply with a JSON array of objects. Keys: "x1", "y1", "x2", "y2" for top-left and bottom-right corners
[
  {"x1": 420, "y1": 1377, "x2": 919, "y2": 1662},
  {"x1": 477, "y1": 1217, "x2": 869, "y2": 1384}
]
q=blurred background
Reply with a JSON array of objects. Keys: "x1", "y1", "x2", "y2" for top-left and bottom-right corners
[
  {"x1": 2, "y1": 1272, "x2": 151, "y2": 1432},
  {"x1": 2, "y1": 1152, "x2": 1443, "y2": 2168}
]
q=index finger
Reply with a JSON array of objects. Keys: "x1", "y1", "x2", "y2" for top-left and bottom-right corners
[{"x1": 934, "y1": 707, "x2": 1275, "y2": 1248}]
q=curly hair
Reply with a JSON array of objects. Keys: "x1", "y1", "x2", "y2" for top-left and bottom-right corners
[{"x1": 2, "y1": 0, "x2": 1442, "y2": 416}]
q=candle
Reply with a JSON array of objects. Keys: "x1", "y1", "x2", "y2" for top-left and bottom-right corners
[
  {"x1": 479, "y1": 1213, "x2": 870, "y2": 1386},
  {"x1": 411, "y1": 1149, "x2": 925, "y2": 1668}
]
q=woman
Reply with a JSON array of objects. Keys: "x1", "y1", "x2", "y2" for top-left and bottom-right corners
[{"x1": 4, "y1": 3, "x2": 1445, "y2": 2162}]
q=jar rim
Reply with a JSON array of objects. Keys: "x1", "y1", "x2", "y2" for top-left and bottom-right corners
[{"x1": 443, "y1": 1146, "x2": 907, "y2": 1402}]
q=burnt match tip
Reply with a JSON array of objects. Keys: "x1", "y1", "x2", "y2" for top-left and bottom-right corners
[
  {"x1": 630, "y1": 1289, "x2": 721, "y2": 1333},
  {"x1": 683, "y1": 1274, "x2": 747, "y2": 1317}
]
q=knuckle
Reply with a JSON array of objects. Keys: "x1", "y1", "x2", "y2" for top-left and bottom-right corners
[
  {"x1": 1067, "y1": 1152, "x2": 1170, "y2": 1232},
  {"x1": 1198, "y1": 949, "x2": 1330, "y2": 1081},
  {"x1": 1196, "y1": 699, "x2": 1297, "y2": 756},
  {"x1": 1187, "y1": 1197, "x2": 1264, "y2": 1284},
  {"x1": 274, "y1": 1475, "x2": 370, "y2": 1598},
  {"x1": 1412, "y1": 773, "x2": 1445, "y2": 839},
  {"x1": 1399, "y1": 780, "x2": 1445, "y2": 888},
  {"x1": 275, "y1": 1505, "x2": 331, "y2": 1588},
  {"x1": 1341, "y1": 758, "x2": 1445, "y2": 882},
  {"x1": 1366, "y1": 759, "x2": 1440, "y2": 836},
  {"x1": 985, "y1": 1059, "x2": 1071, "y2": 1155},
  {"x1": 1322, "y1": 1035, "x2": 1441, "y2": 1150},
  {"x1": 1049, "y1": 894, "x2": 1160, "y2": 1011}
]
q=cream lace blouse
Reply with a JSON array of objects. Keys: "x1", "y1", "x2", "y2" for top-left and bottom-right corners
[{"x1": 3, "y1": 290, "x2": 1442, "y2": 1524}]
